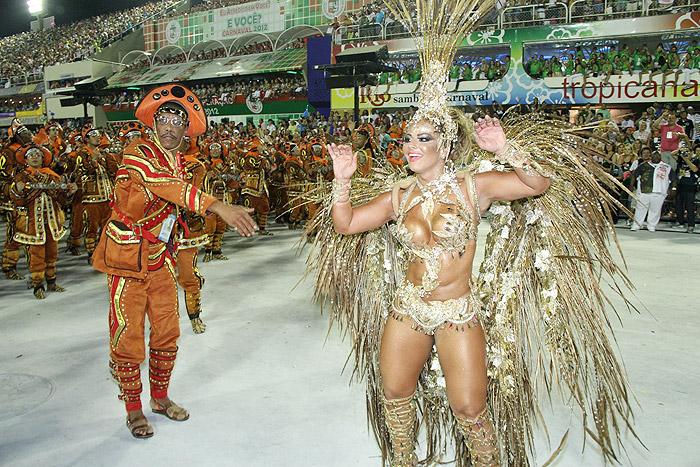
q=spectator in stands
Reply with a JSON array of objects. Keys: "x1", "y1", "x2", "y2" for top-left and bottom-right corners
[
  {"x1": 528, "y1": 54, "x2": 543, "y2": 78},
  {"x1": 633, "y1": 120, "x2": 651, "y2": 147},
  {"x1": 654, "y1": 110, "x2": 687, "y2": 169},
  {"x1": 685, "y1": 106, "x2": 699, "y2": 144}
]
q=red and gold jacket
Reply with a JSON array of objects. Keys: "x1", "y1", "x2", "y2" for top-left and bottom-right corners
[{"x1": 92, "y1": 139, "x2": 217, "y2": 279}]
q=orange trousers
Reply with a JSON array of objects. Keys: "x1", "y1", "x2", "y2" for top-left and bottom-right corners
[
  {"x1": 28, "y1": 233, "x2": 58, "y2": 287},
  {"x1": 67, "y1": 192, "x2": 84, "y2": 248},
  {"x1": 176, "y1": 246, "x2": 203, "y2": 294},
  {"x1": 2, "y1": 210, "x2": 23, "y2": 272},
  {"x1": 108, "y1": 261, "x2": 180, "y2": 411},
  {"x1": 243, "y1": 194, "x2": 270, "y2": 229},
  {"x1": 84, "y1": 201, "x2": 110, "y2": 255}
]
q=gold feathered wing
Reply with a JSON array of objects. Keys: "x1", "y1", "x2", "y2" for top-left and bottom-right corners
[{"x1": 467, "y1": 111, "x2": 640, "y2": 466}]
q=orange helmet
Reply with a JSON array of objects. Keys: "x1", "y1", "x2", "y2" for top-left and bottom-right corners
[
  {"x1": 135, "y1": 84, "x2": 207, "y2": 137},
  {"x1": 202, "y1": 140, "x2": 228, "y2": 159},
  {"x1": 7, "y1": 118, "x2": 29, "y2": 140},
  {"x1": 15, "y1": 143, "x2": 52, "y2": 167},
  {"x1": 68, "y1": 129, "x2": 83, "y2": 147},
  {"x1": 45, "y1": 120, "x2": 63, "y2": 135},
  {"x1": 81, "y1": 124, "x2": 101, "y2": 141},
  {"x1": 118, "y1": 121, "x2": 149, "y2": 142}
]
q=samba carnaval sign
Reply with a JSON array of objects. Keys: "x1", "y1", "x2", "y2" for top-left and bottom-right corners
[{"x1": 331, "y1": 83, "x2": 494, "y2": 109}]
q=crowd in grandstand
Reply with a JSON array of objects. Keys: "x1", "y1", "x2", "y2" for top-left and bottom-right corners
[
  {"x1": 526, "y1": 40, "x2": 700, "y2": 78},
  {"x1": 0, "y1": 1, "x2": 178, "y2": 84},
  {"x1": 0, "y1": 96, "x2": 42, "y2": 113},
  {"x1": 186, "y1": 0, "x2": 248, "y2": 14},
  {"x1": 192, "y1": 76, "x2": 307, "y2": 105}
]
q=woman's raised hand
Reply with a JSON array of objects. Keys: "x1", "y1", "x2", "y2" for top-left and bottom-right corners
[
  {"x1": 473, "y1": 115, "x2": 508, "y2": 154},
  {"x1": 327, "y1": 143, "x2": 357, "y2": 181}
]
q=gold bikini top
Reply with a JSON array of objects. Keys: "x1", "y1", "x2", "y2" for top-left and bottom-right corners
[{"x1": 389, "y1": 170, "x2": 480, "y2": 296}]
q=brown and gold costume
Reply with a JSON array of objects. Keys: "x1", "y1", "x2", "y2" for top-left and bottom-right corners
[
  {"x1": 11, "y1": 164, "x2": 69, "y2": 295},
  {"x1": 76, "y1": 144, "x2": 116, "y2": 258}
]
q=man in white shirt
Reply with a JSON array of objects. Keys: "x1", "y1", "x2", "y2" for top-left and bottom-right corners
[{"x1": 630, "y1": 150, "x2": 673, "y2": 232}]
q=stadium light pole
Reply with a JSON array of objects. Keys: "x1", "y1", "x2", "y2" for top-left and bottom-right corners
[{"x1": 27, "y1": 0, "x2": 44, "y2": 31}]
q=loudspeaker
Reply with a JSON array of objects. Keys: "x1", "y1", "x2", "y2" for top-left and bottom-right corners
[
  {"x1": 325, "y1": 75, "x2": 378, "y2": 88},
  {"x1": 74, "y1": 76, "x2": 108, "y2": 91},
  {"x1": 335, "y1": 45, "x2": 388, "y2": 63},
  {"x1": 60, "y1": 97, "x2": 81, "y2": 107}
]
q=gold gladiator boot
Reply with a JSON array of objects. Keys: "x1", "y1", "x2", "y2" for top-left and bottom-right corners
[
  {"x1": 454, "y1": 408, "x2": 500, "y2": 467},
  {"x1": 382, "y1": 392, "x2": 418, "y2": 467},
  {"x1": 184, "y1": 291, "x2": 206, "y2": 334}
]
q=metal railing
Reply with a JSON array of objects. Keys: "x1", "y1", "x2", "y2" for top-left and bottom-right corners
[
  {"x1": 502, "y1": 2, "x2": 569, "y2": 29},
  {"x1": 337, "y1": 0, "x2": 700, "y2": 45},
  {"x1": 0, "y1": 71, "x2": 45, "y2": 89}
]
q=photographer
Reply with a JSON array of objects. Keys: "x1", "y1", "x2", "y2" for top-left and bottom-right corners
[{"x1": 671, "y1": 144, "x2": 700, "y2": 233}]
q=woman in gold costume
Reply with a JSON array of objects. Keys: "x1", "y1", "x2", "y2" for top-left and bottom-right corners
[
  {"x1": 328, "y1": 113, "x2": 548, "y2": 466},
  {"x1": 305, "y1": 0, "x2": 638, "y2": 466}
]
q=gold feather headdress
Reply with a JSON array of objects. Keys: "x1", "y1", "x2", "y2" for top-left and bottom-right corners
[{"x1": 384, "y1": 0, "x2": 495, "y2": 146}]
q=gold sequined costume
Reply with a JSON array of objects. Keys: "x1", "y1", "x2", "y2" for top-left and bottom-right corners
[{"x1": 302, "y1": 0, "x2": 639, "y2": 465}]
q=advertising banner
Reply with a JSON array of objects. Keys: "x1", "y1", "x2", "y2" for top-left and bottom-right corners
[
  {"x1": 211, "y1": 1, "x2": 284, "y2": 38},
  {"x1": 332, "y1": 11, "x2": 700, "y2": 107}
]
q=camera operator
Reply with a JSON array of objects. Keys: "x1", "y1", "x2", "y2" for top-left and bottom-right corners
[{"x1": 671, "y1": 143, "x2": 700, "y2": 233}]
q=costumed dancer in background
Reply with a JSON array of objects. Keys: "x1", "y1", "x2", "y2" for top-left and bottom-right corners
[
  {"x1": 385, "y1": 141, "x2": 406, "y2": 168},
  {"x1": 10, "y1": 143, "x2": 77, "y2": 298},
  {"x1": 240, "y1": 138, "x2": 275, "y2": 235},
  {"x1": 1, "y1": 119, "x2": 32, "y2": 280},
  {"x1": 178, "y1": 137, "x2": 212, "y2": 333},
  {"x1": 203, "y1": 141, "x2": 233, "y2": 261},
  {"x1": 305, "y1": 0, "x2": 639, "y2": 465},
  {"x1": 64, "y1": 130, "x2": 86, "y2": 256},
  {"x1": 75, "y1": 125, "x2": 117, "y2": 263},
  {"x1": 352, "y1": 123, "x2": 377, "y2": 177},
  {"x1": 268, "y1": 139, "x2": 290, "y2": 224},
  {"x1": 91, "y1": 84, "x2": 256, "y2": 439},
  {"x1": 34, "y1": 120, "x2": 67, "y2": 162},
  {"x1": 283, "y1": 143, "x2": 307, "y2": 229},
  {"x1": 116, "y1": 122, "x2": 150, "y2": 166}
]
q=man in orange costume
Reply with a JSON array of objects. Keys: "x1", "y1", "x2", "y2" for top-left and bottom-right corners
[
  {"x1": 92, "y1": 84, "x2": 256, "y2": 439},
  {"x1": 386, "y1": 141, "x2": 406, "y2": 168},
  {"x1": 1, "y1": 119, "x2": 32, "y2": 280},
  {"x1": 115, "y1": 121, "x2": 150, "y2": 166},
  {"x1": 64, "y1": 131, "x2": 86, "y2": 256},
  {"x1": 203, "y1": 141, "x2": 234, "y2": 261},
  {"x1": 34, "y1": 120, "x2": 67, "y2": 161},
  {"x1": 10, "y1": 143, "x2": 77, "y2": 298},
  {"x1": 303, "y1": 135, "x2": 333, "y2": 222},
  {"x1": 76, "y1": 125, "x2": 117, "y2": 262},
  {"x1": 283, "y1": 143, "x2": 307, "y2": 229},
  {"x1": 240, "y1": 139, "x2": 275, "y2": 235},
  {"x1": 352, "y1": 123, "x2": 377, "y2": 177}
]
